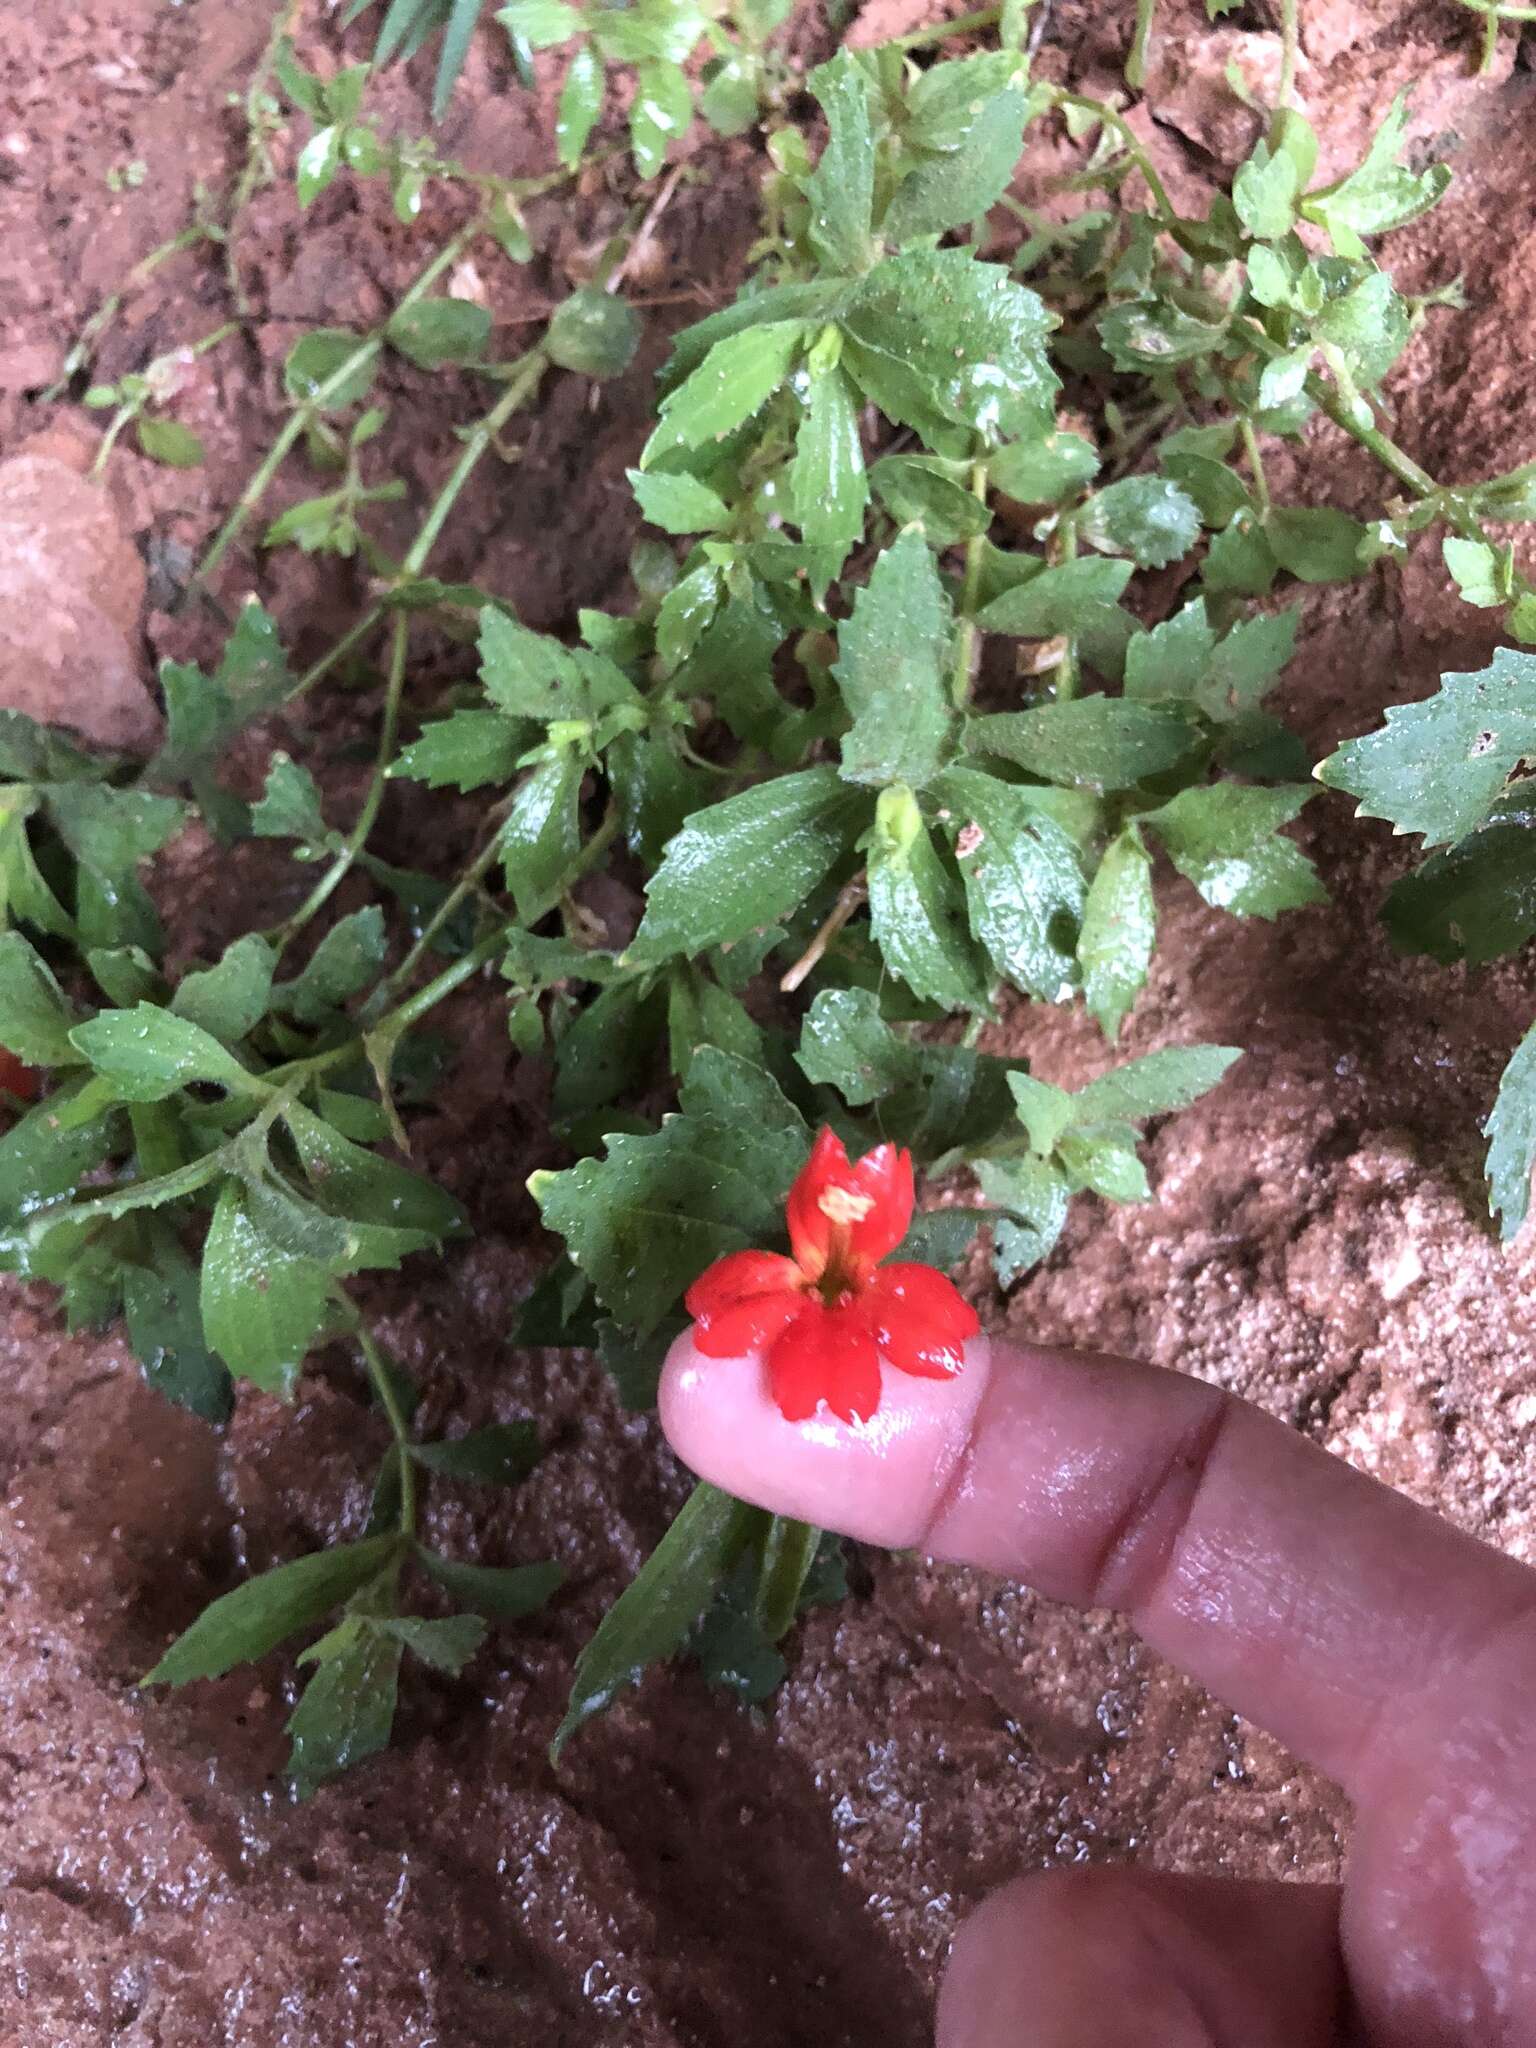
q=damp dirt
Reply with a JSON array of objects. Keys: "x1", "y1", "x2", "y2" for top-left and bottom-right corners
[{"x1": 2, "y1": 1, "x2": 1536, "y2": 2043}]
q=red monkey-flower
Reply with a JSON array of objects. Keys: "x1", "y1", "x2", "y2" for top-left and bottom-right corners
[{"x1": 685, "y1": 1127, "x2": 979, "y2": 1424}]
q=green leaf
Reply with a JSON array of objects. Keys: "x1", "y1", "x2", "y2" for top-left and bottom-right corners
[
  {"x1": 122, "y1": 1231, "x2": 233, "y2": 1424},
  {"x1": 1142, "y1": 783, "x2": 1325, "y2": 917},
  {"x1": 700, "y1": 53, "x2": 760, "y2": 137},
  {"x1": 974, "y1": 555, "x2": 1135, "y2": 679},
  {"x1": 144, "y1": 1534, "x2": 400, "y2": 1685},
  {"x1": 135, "y1": 416, "x2": 205, "y2": 469},
  {"x1": 410, "y1": 1421, "x2": 542, "y2": 1485},
  {"x1": 394, "y1": 708, "x2": 528, "y2": 791},
  {"x1": 496, "y1": 0, "x2": 580, "y2": 45},
  {"x1": 417, "y1": 1550, "x2": 565, "y2": 1618},
  {"x1": 1443, "y1": 536, "x2": 1510, "y2": 610},
  {"x1": 1077, "y1": 827, "x2": 1155, "y2": 1040},
  {"x1": 1314, "y1": 270, "x2": 1410, "y2": 387},
  {"x1": 70, "y1": 1005, "x2": 263, "y2": 1102},
  {"x1": 1079, "y1": 476, "x2": 1201, "y2": 570},
  {"x1": 1383, "y1": 806, "x2": 1536, "y2": 965},
  {"x1": 802, "y1": 51, "x2": 875, "y2": 274},
  {"x1": 250, "y1": 753, "x2": 331, "y2": 847},
  {"x1": 835, "y1": 530, "x2": 953, "y2": 789},
  {"x1": 1265, "y1": 505, "x2": 1368, "y2": 583},
  {"x1": 1232, "y1": 139, "x2": 1299, "y2": 240},
  {"x1": 1099, "y1": 297, "x2": 1226, "y2": 371},
  {"x1": 790, "y1": 363, "x2": 868, "y2": 559},
  {"x1": 678, "y1": 1046, "x2": 804, "y2": 1132},
  {"x1": 1123, "y1": 599, "x2": 1218, "y2": 703},
  {"x1": 934, "y1": 765, "x2": 1085, "y2": 999},
  {"x1": 530, "y1": 1111, "x2": 802, "y2": 1331},
  {"x1": 627, "y1": 765, "x2": 865, "y2": 964},
  {"x1": 554, "y1": 1480, "x2": 760, "y2": 1755},
  {"x1": 0, "y1": 932, "x2": 81, "y2": 1065},
  {"x1": 630, "y1": 60, "x2": 692, "y2": 178},
  {"x1": 286, "y1": 1616, "x2": 402, "y2": 1798},
  {"x1": 1316, "y1": 647, "x2": 1536, "y2": 847},
  {"x1": 556, "y1": 45, "x2": 605, "y2": 167},
  {"x1": 479, "y1": 607, "x2": 638, "y2": 723},
  {"x1": 284, "y1": 329, "x2": 378, "y2": 409},
  {"x1": 1300, "y1": 94, "x2": 1449, "y2": 258},
  {"x1": 378, "y1": 1612, "x2": 487, "y2": 1672},
  {"x1": 628, "y1": 468, "x2": 732, "y2": 535},
  {"x1": 841, "y1": 249, "x2": 1057, "y2": 444},
  {"x1": 870, "y1": 455, "x2": 990, "y2": 543},
  {"x1": 200, "y1": 1180, "x2": 331, "y2": 1398},
  {"x1": 968, "y1": 698, "x2": 1198, "y2": 789},
  {"x1": 866, "y1": 783, "x2": 992, "y2": 1011},
  {"x1": 990, "y1": 431, "x2": 1099, "y2": 503},
  {"x1": 1071, "y1": 1044, "x2": 1241, "y2": 1122},
  {"x1": 171, "y1": 935, "x2": 275, "y2": 1045},
  {"x1": 283, "y1": 1100, "x2": 464, "y2": 1241},
  {"x1": 0, "y1": 1078, "x2": 122, "y2": 1258},
  {"x1": 641, "y1": 321, "x2": 804, "y2": 465},
  {"x1": 547, "y1": 286, "x2": 640, "y2": 377},
  {"x1": 975, "y1": 1154, "x2": 1070, "y2": 1284},
  {"x1": 296, "y1": 122, "x2": 342, "y2": 206},
  {"x1": 1487, "y1": 1017, "x2": 1536, "y2": 1240},
  {"x1": 500, "y1": 747, "x2": 585, "y2": 923},
  {"x1": 552, "y1": 975, "x2": 664, "y2": 1119},
  {"x1": 885, "y1": 65, "x2": 1028, "y2": 243},
  {"x1": 655, "y1": 562, "x2": 722, "y2": 670},
  {"x1": 278, "y1": 907, "x2": 387, "y2": 1022},
  {"x1": 386, "y1": 298, "x2": 493, "y2": 368}
]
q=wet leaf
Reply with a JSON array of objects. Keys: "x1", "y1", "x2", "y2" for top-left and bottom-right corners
[
  {"x1": 1142, "y1": 783, "x2": 1324, "y2": 917},
  {"x1": 835, "y1": 530, "x2": 953, "y2": 789},
  {"x1": 200, "y1": 1180, "x2": 331, "y2": 1398}
]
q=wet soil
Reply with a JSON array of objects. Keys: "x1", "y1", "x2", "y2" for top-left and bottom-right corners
[{"x1": 3, "y1": 1, "x2": 1536, "y2": 2043}]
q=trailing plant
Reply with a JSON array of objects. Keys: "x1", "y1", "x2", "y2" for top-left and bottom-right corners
[{"x1": 17, "y1": 0, "x2": 1534, "y2": 1787}]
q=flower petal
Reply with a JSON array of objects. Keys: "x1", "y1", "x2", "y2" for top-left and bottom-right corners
[
  {"x1": 784, "y1": 1126, "x2": 847, "y2": 1277},
  {"x1": 785, "y1": 1127, "x2": 915, "y2": 1279},
  {"x1": 766, "y1": 1300, "x2": 883, "y2": 1423},
  {"x1": 864, "y1": 1262, "x2": 980, "y2": 1380},
  {"x1": 843, "y1": 1142, "x2": 915, "y2": 1267},
  {"x1": 693, "y1": 1289, "x2": 805, "y2": 1358},
  {"x1": 687, "y1": 1250, "x2": 804, "y2": 1357},
  {"x1": 687, "y1": 1249, "x2": 802, "y2": 1318}
]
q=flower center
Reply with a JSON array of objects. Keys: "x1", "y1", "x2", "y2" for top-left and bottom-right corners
[{"x1": 817, "y1": 1186, "x2": 874, "y2": 1227}]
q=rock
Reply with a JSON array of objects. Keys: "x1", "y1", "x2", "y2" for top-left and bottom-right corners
[
  {"x1": 1141, "y1": 30, "x2": 1291, "y2": 169},
  {"x1": 0, "y1": 451, "x2": 160, "y2": 752}
]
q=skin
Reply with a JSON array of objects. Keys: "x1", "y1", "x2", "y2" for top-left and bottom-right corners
[{"x1": 660, "y1": 1331, "x2": 1536, "y2": 2046}]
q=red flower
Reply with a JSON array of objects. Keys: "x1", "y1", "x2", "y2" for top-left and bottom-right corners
[{"x1": 685, "y1": 1127, "x2": 980, "y2": 1424}]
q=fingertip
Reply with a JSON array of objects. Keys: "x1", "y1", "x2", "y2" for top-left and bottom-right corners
[{"x1": 658, "y1": 1327, "x2": 992, "y2": 1549}]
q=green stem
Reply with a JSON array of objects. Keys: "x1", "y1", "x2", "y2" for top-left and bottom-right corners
[
  {"x1": 893, "y1": 4, "x2": 1001, "y2": 50},
  {"x1": 365, "y1": 808, "x2": 514, "y2": 1017},
  {"x1": 951, "y1": 460, "x2": 991, "y2": 708},
  {"x1": 400, "y1": 350, "x2": 548, "y2": 578},
  {"x1": 1126, "y1": 0, "x2": 1156, "y2": 89},
  {"x1": 1239, "y1": 414, "x2": 1271, "y2": 517},
  {"x1": 1269, "y1": 0, "x2": 1299, "y2": 138},
  {"x1": 380, "y1": 927, "x2": 508, "y2": 1037},
  {"x1": 43, "y1": 223, "x2": 216, "y2": 401},
  {"x1": 754, "y1": 1517, "x2": 822, "y2": 1642},
  {"x1": 226, "y1": 0, "x2": 303, "y2": 320},
  {"x1": 1051, "y1": 93, "x2": 1178, "y2": 226},
  {"x1": 271, "y1": 615, "x2": 412, "y2": 955},
  {"x1": 193, "y1": 222, "x2": 478, "y2": 588},
  {"x1": 1055, "y1": 521, "x2": 1080, "y2": 701},
  {"x1": 357, "y1": 1321, "x2": 416, "y2": 1534}
]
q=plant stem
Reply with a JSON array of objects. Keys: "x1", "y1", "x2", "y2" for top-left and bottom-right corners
[
  {"x1": 754, "y1": 1517, "x2": 822, "y2": 1641},
  {"x1": 380, "y1": 927, "x2": 508, "y2": 1037},
  {"x1": 951, "y1": 460, "x2": 991, "y2": 708},
  {"x1": 1269, "y1": 0, "x2": 1299, "y2": 139},
  {"x1": 1055, "y1": 520, "x2": 1080, "y2": 701},
  {"x1": 1239, "y1": 414, "x2": 1271, "y2": 516},
  {"x1": 226, "y1": 0, "x2": 303, "y2": 320},
  {"x1": 192, "y1": 222, "x2": 478, "y2": 589},
  {"x1": 779, "y1": 877, "x2": 867, "y2": 993},
  {"x1": 43, "y1": 223, "x2": 217, "y2": 401},
  {"x1": 272, "y1": 615, "x2": 412, "y2": 955},
  {"x1": 893, "y1": 4, "x2": 1002, "y2": 50},
  {"x1": 356, "y1": 1321, "x2": 416, "y2": 1534},
  {"x1": 1051, "y1": 93, "x2": 1178, "y2": 226},
  {"x1": 1126, "y1": 0, "x2": 1156, "y2": 89},
  {"x1": 366, "y1": 810, "x2": 512, "y2": 1015},
  {"x1": 400, "y1": 349, "x2": 548, "y2": 578}
]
